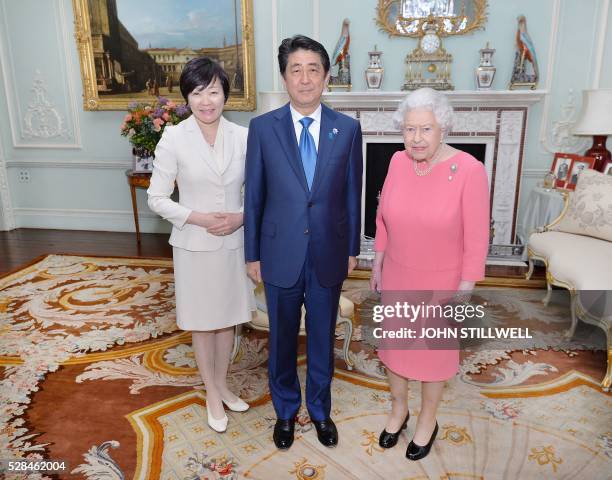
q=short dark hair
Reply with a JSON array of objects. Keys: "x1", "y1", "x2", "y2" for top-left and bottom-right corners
[
  {"x1": 278, "y1": 35, "x2": 330, "y2": 76},
  {"x1": 179, "y1": 57, "x2": 230, "y2": 102}
]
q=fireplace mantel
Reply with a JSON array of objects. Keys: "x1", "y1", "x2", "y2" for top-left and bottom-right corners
[
  {"x1": 260, "y1": 90, "x2": 547, "y2": 111},
  {"x1": 258, "y1": 90, "x2": 547, "y2": 246},
  {"x1": 323, "y1": 90, "x2": 547, "y2": 108}
]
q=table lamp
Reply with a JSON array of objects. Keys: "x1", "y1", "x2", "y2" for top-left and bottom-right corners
[{"x1": 573, "y1": 89, "x2": 612, "y2": 172}]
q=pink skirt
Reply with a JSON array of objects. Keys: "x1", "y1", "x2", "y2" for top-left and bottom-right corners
[{"x1": 376, "y1": 255, "x2": 460, "y2": 382}]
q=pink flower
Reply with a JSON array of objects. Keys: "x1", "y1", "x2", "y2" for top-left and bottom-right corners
[
  {"x1": 124, "y1": 113, "x2": 132, "y2": 122},
  {"x1": 167, "y1": 101, "x2": 176, "y2": 108},
  {"x1": 153, "y1": 118, "x2": 164, "y2": 132},
  {"x1": 162, "y1": 112, "x2": 170, "y2": 121},
  {"x1": 120, "y1": 122, "x2": 127, "y2": 131}
]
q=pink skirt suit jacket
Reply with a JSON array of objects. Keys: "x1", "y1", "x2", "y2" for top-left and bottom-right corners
[{"x1": 374, "y1": 150, "x2": 490, "y2": 381}]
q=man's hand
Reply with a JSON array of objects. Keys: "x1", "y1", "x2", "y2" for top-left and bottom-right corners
[
  {"x1": 348, "y1": 256, "x2": 357, "y2": 274},
  {"x1": 247, "y1": 261, "x2": 262, "y2": 283}
]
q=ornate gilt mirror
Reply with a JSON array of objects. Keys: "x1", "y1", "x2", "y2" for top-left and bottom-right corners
[{"x1": 376, "y1": 0, "x2": 488, "y2": 37}]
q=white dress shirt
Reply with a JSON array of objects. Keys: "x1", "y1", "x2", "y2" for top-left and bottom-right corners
[{"x1": 290, "y1": 103, "x2": 322, "y2": 151}]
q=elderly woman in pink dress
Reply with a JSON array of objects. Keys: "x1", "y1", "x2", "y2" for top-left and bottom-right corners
[{"x1": 370, "y1": 88, "x2": 489, "y2": 460}]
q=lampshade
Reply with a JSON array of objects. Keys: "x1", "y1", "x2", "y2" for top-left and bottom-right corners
[{"x1": 573, "y1": 89, "x2": 612, "y2": 135}]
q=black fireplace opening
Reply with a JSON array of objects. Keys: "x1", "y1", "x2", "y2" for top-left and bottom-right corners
[{"x1": 364, "y1": 142, "x2": 487, "y2": 238}]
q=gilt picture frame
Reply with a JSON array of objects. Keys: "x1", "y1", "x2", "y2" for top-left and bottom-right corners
[{"x1": 72, "y1": 0, "x2": 256, "y2": 111}]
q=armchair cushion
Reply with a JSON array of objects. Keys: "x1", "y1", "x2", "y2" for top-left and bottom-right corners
[
  {"x1": 250, "y1": 283, "x2": 354, "y2": 332},
  {"x1": 549, "y1": 169, "x2": 612, "y2": 242},
  {"x1": 529, "y1": 230, "x2": 612, "y2": 289}
]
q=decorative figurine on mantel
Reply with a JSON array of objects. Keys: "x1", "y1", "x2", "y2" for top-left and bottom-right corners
[
  {"x1": 365, "y1": 46, "x2": 384, "y2": 90},
  {"x1": 509, "y1": 15, "x2": 539, "y2": 89},
  {"x1": 475, "y1": 42, "x2": 496, "y2": 90},
  {"x1": 403, "y1": 21, "x2": 453, "y2": 91},
  {"x1": 329, "y1": 18, "x2": 352, "y2": 91}
]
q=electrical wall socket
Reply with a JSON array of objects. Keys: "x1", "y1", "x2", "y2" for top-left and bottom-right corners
[{"x1": 18, "y1": 170, "x2": 31, "y2": 183}]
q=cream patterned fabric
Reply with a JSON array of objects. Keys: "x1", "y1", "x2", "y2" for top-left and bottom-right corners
[
  {"x1": 549, "y1": 169, "x2": 612, "y2": 242},
  {"x1": 529, "y1": 231, "x2": 612, "y2": 289}
]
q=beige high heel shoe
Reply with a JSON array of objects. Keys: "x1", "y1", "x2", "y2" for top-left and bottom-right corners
[
  {"x1": 222, "y1": 396, "x2": 250, "y2": 412},
  {"x1": 206, "y1": 403, "x2": 228, "y2": 433}
]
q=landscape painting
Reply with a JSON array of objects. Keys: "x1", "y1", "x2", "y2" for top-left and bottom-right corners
[{"x1": 73, "y1": 0, "x2": 255, "y2": 110}]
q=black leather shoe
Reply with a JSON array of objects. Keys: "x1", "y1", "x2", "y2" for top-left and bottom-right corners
[
  {"x1": 312, "y1": 418, "x2": 338, "y2": 447},
  {"x1": 406, "y1": 422, "x2": 438, "y2": 461},
  {"x1": 273, "y1": 419, "x2": 295, "y2": 450},
  {"x1": 378, "y1": 411, "x2": 410, "y2": 449}
]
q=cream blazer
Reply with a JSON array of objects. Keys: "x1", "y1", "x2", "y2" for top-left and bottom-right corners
[{"x1": 147, "y1": 115, "x2": 248, "y2": 251}]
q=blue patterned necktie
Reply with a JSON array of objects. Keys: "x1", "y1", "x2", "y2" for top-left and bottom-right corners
[{"x1": 298, "y1": 117, "x2": 316, "y2": 190}]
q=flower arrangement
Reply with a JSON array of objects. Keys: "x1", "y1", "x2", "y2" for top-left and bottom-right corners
[{"x1": 120, "y1": 97, "x2": 191, "y2": 154}]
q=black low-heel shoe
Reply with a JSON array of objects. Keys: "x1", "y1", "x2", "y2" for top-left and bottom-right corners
[
  {"x1": 378, "y1": 411, "x2": 410, "y2": 449},
  {"x1": 406, "y1": 421, "x2": 438, "y2": 461}
]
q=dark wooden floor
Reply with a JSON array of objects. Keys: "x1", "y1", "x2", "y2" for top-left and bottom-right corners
[
  {"x1": 0, "y1": 228, "x2": 173, "y2": 275},
  {"x1": 0, "y1": 228, "x2": 542, "y2": 279}
]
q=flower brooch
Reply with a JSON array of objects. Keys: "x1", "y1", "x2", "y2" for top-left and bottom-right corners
[
  {"x1": 328, "y1": 128, "x2": 339, "y2": 140},
  {"x1": 448, "y1": 163, "x2": 457, "y2": 181}
]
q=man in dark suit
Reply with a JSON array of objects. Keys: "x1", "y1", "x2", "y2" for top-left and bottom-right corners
[{"x1": 244, "y1": 35, "x2": 362, "y2": 450}]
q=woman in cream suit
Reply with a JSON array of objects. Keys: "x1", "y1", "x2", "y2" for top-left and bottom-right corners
[{"x1": 147, "y1": 58, "x2": 253, "y2": 433}]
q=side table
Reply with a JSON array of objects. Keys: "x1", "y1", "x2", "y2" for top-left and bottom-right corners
[
  {"x1": 125, "y1": 170, "x2": 152, "y2": 243},
  {"x1": 518, "y1": 186, "x2": 567, "y2": 258}
]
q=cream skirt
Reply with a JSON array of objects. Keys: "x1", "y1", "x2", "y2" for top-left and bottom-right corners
[{"x1": 172, "y1": 246, "x2": 255, "y2": 331}]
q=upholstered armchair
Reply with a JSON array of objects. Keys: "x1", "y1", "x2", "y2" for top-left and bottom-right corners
[
  {"x1": 232, "y1": 283, "x2": 356, "y2": 370},
  {"x1": 526, "y1": 169, "x2": 612, "y2": 390}
]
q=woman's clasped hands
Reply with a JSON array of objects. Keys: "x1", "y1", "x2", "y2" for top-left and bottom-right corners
[{"x1": 190, "y1": 211, "x2": 243, "y2": 236}]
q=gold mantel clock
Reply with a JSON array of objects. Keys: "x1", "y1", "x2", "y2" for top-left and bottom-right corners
[{"x1": 403, "y1": 23, "x2": 453, "y2": 91}]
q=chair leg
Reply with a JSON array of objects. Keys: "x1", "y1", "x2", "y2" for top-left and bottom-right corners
[
  {"x1": 602, "y1": 333, "x2": 611, "y2": 392},
  {"x1": 564, "y1": 291, "x2": 579, "y2": 340},
  {"x1": 542, "y1": 281, "x2": 552, "y2": 306},
  {"x1": 525, "y1": 258, "x2": 534, "y2": 280},
  {"x1": 337, "y1": 316, "x2": 354, "y2": 370},
  {"x1": 231, "y1": 324, "x2": 241, "y2": 363}
]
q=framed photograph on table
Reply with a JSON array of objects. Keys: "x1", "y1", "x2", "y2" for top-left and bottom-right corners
[
  {"x1": 550, "y1": 153, "x2": 573, "y2": 188},
  {"x1": 72, "y1": 0, "x2": 256, "y2": 111},
  {"x1": 566, "y1": 156, "x2": 595, "y2": 190}
]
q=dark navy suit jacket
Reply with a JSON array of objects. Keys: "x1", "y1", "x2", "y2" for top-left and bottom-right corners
[{"x1": 244, "y1": 103, "x2": 363, "y2": 288}]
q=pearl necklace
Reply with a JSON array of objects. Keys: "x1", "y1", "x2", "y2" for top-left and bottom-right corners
[{"x1": 413, "y1": 144, "x2": 444, "y2": 176}]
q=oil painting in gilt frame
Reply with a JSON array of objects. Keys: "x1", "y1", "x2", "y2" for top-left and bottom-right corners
[{"x1": 72, "y1": 0, "x2": 256, "y2": 111}]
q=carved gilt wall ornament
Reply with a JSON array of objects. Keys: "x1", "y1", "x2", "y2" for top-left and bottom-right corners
[
  {"x1": 22, "y1": 71, "x2": 69, "y2": 140},
  {"x1": 376, "y1": 0, "x2": 488, "y2": 38}
]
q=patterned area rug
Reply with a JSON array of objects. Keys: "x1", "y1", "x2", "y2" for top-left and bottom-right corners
[{"x1": 1, "y1": 255, "x2": 610, "y2": 479}]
